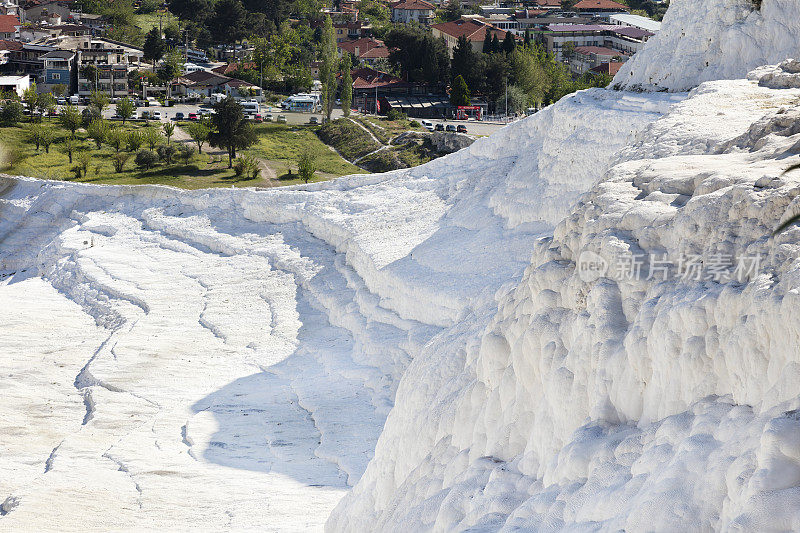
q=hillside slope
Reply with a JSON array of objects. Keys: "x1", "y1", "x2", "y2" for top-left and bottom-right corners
[
  {"x1": 328, "y1": 66, "x2": 800, "y2": 532},
  {"x1": 0, "y1": 90, "x2": 677, "y2": 530}
]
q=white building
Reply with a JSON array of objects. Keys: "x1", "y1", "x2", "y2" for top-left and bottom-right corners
[
  {"x1": 0, "y1": 73, "x2": 29, "y2": 96},
  {"x1": 608, "y1": 13, "x2": 661, "y2": 33},
  {"x1": 389, "y1": 0, "x2": 435, "y2": 24}
]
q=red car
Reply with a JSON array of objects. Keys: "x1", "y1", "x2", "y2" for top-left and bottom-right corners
[
  {"x1": 252, "y1": 114, "x2": 263, "y2": 123},
  {"x1": 188, "y1": 113, "x2": 199, "y2": 121}
]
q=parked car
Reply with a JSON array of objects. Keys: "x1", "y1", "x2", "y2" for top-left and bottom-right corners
[
  {"x1": 253, "y1": 114, "x2": 263, "y2": 123},
  {"x1": 151, "y1": 111, "x2": 162, "y2": 120},
  {"x1": 445, "y1": 124, "x2": 457, "y2": 132},
  {"x1": 56, "y1": 98, "x2": 67, "y2": 105},
  {"x1": 140, "y1": 111, "x2": 150, "y2": 119},
  {"x1": 308, "y1": 116, "x2": 319, "y2": 125},
  {"x1": 188, "y1": 113, "x2": 199, "y2": 121},
  {"x1": 435, "y1": 123, "x2": 444, "y2": 131},
  {"x1": 174, "y1": 112, "x2": 185, "y2": 120},
  {"x1": 265, "y1": 113, "x2": 274, "y2": 122},
  {"x1": 456, "y1": 125, "x2": 468, "y2": 133},
  {"x1": 421, "y1": 119, "x2": 434, "y2": 131},
  {"x1": 277, "y1": 115, "x2": 287, "y2": 123}
]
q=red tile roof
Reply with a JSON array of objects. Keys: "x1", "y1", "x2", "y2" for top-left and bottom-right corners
[
  {"x1": 573, "y1": 0, "x2": 629, "y2": 10},
  {"x1": 0, "y1": 38, "x2": 22, "y2": 50},
  {"x1": 0, "y1": 15, "x2": 20, "y2": 34},
  {"x1": 431, "y1": 18, "x2": 505, "y2": 41},
  {"x1": 533, "y1": 0, "x2": 561, "y2": 7},
  {"x1": 211, "y1": 62, "x2": 256, "y2": 75},
  {"x1": 591, "y1": 61, "x2": 623, "y2": 75},
  {"x1": 390, "y1": 0, "x2": 435, "y2": 10},
  {"x1": 337, "y1": 38, "x2": 388, "y2": 59},
  {"x1": 348, "y1": 67, "x2": 410, "y2": 90}
]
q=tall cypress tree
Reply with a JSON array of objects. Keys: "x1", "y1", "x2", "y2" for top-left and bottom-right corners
[
  {"x1": 491, "y1": 34, "x2": 500, "y2": 53},
  {"x1": 340, "y1": 53, "x2": 352, "y2": 117},
  {"x1": 503, "y1": 31, "x2": 516, "y2": 54},
  {"x1": 319, "y1": 16, "x2": 337, "y2": 121},
  {"x1": 482, "y1": 28, "x2": 493, "y2": 54}
]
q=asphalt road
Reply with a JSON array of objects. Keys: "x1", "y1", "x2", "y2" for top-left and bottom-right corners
[{"x1": 83, "y1": 103, "x2": 512, "y2": 135}]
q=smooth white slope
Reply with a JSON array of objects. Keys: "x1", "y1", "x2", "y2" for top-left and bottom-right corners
[
  {"x1": 614, "y1": 0, "x2": 800, "y2": 91},
  {"x1": 0, "y1": 90, "x2": 678, "y2": 531},
  {"x1": 327, "y1": 73, "x2": 800, "y2": 531}
]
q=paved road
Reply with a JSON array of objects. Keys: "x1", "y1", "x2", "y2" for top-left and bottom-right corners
[{"x1": 77, "y1": 102, "x2": 511, "y2": 135}]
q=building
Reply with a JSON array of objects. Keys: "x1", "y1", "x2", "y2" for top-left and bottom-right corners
[
  {"x1": 40, "y1": 48, "x2": 74, "y2": 91},
  {"x1": 0, "y1": 0, "x2": 18, "y2": 17},
  {"x1": 347, "y1": 67, "x2": 411, "y2": 114},
  {"x1": 608, "y1": 13, "x2": 661, "y2": 33},
  {"x1": 431, "y1": 18, "x2": 505, "y2": 56},
  {"x1": 76, "y1": 37, "x2": 144, "y2": 96},
  {"x1": 337, "y1": 37, "x2": 388, "y2": 66},
  {"x1": 0, "y1": 42, "x2": 55, "y2": 83},
  {"x1": 389, "y1": 0, "x2": 435, "y2": 24},
  {"x1": 22, "y1": 0, "x2": 69, "y2": 23},
  {"x1": 333, "y1": 21, "x2": 366, "y2": 42},
  {"x1": 572, "y1": 0, "x2": 629, "y2": 16},
  {"x1": 0, "y1": 14, "x2": 19, "y2": 38},
  {"x1": 568, "y1": 45, "x2": 624, "y2": 74},
  {"x1": 211, "y1": 61, "x2": 256, "y2": 76},
  {"x1": 590, "y1": 60, "x2": 623, "y2": 76},
  {"x1": 0, "y1": 73, "x2": 28, "y2": 95},
  {"x1": 539, "y1": 23, "x2": 652, "y2": 60}
]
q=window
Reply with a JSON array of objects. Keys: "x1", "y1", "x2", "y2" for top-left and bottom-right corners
[{"x1": 51, "y1": 72, "x2": 60, "y2": 80}]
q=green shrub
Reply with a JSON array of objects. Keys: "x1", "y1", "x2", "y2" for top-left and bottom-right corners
[
  {"x1": 126, "y1": 130, "x2": 144, "y2": 152},
  {"x1": 386, "y1": 109, "x2": 407, "y2": 121},
  {"x1": 0, "y1": 101, "x2": 23, "y2": 126},
  {"x1": 157, "y1": 144, "x2": 177, "y2": 164},
  {"x1": 177, "y1": 144, "x2": 195, "y2": 164},
  {"x1": 112, "y1": 152, "x2": 130, "y2": 173},
  {"x1": 135, "y1": 149, "x2": 158, "y2": 169}
]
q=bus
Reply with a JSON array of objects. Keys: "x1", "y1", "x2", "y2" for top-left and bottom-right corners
[{"x1": 241, "y1": 100, "x2": 260, "y2": 115}]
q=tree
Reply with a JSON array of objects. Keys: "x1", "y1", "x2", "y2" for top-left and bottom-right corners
[
  {"x1": 442, "y1": 2, "x2": 463, "y2": 22},
  {"x1": 208, "y1": 97, "x2": 257, "y2": 167},
  {"x1": 22, "y1": 83, "x2": 39, "y2": 120},
  {"x1": 40, "y1": 128, "x2": 55, "y2": 153},
  {"x1": 76, "y1": 151, "x2": 91, "y2": 178},
  {"x1": 80, "y1": 65, "x2": 98, "y2": 91},
  {"x1": 59, "y1": 105, "x2": 82, "y2": 136},
  {"x1": 384, "y1": 25, "x2": 450, "y2": 87},
  {"x1": 491, "y1": 34, "x2": 500, "y2": 54},
  {"x1": 52, "y1": 84, "x2": 67, "y2": 97},
  {"x1": 26, "y1": 124, "x2": 43, "y2": 150},
  {"x1": 112, "y1": 152, "x2": 131, "y2": 173},
  {"x1": 0, "y1": 100, "x2": 23, "y2": 126},
  {"x1": 116, "y1": 97, "x2": 135, "y2": 124},
  {"x1": 561, "y1": 0, "x2": 577, "y2": 10},
  {"x1": 90, "y1": 91, "x2": 109, "y2": 114},
  {"x1": 208, "y1": 0, "x2": 248, "y2": 43},
  {"x1": 143, "y1": 127, "x2": 163, "y2": 150},
  {"x1": 450, "y1": 74, "x2": 470, "y2": 107},
  {"x1": 61, "y1": 136, "x2": 76, "y2": 164},
  {"x1": 106, "y1": 128, "x2": 124, "y2": 152},
  {"x1": 452, "y1": 35, "x2": 476, "y2": 87},
  {"x1": 157, "y1": 48, "x2": 184, "y2": 96},
  {"x1": 319, "y1": 15, "x2": 337, "y2": 121},
  {"x1": 503, "y1": 31, "x2": 516, "y2": 54},
  {"x1": 135, "y1": 149, "x2": 158, "y2": 169},
  {"x1": 298, "y1": 149, "x2": 315, "y2": 183},
  {"x1": 562, "y1": 41, "x2": 576, "y2": 61},
  {"x1": 482, "y1": 28, "x2": 493, "y2": 54},
  {"x1": 163, "y1": 122, "x2": 175, "y2": 144},
  {"x1": 523, "y1": 31, "x2": 531, "y2": 48},
  {"x1": 37, "y1": 92, "x2": 56, "y2": 119},
  {"x1": 126, "y1": 130, "x2": 144, "y2": 152},
  {"x1": 87, "y1": 119, "x2": 109, "y2": 148},
  {"x1": 340, "y1": 53, "x2": 352, "y2": 118},
  {"x1": 184, "y1": 121, "x2": 210, "y2": 152},
  {"x1": 143, "y1": 27, "x2": 165, "y2": 64}
]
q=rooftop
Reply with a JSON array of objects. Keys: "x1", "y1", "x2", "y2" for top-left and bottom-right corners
[
  {"x1": 573, "y1": 0, "x2": 629, "y2": 10},
  {"x1": 431, "y1": 18, "x2": 505, "y2": 41},
  {"x1": 390, "y1": 0, "x2": 435, "y2": 10},
  {"x1": 575, "y1": 45, "x2": 620, "y2": 56},
  {"x1": 609, "y1": 13, "x2": 662, "y2": 32},
  {"x1": 0, "y1": 14, "x2": 19, "y2": 33}
]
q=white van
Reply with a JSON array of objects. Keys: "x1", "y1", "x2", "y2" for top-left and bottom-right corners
[
  {"x1": 241, "y1": 100, "x2": 259, "y2": 115},
  {"x1": 69, "y1": 95, "x2": 80, "y2": 105}
]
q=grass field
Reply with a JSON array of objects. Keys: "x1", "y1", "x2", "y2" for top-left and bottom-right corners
[
  {"x1": 247, "y1": 122, "x2": 362, "y2": 177},
  {"x1": 133, "y1": 11, "x2": 173, "y2": 34},
  {"x1": 0, "y1": 117, "x2": 365, "y2": 189}
]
